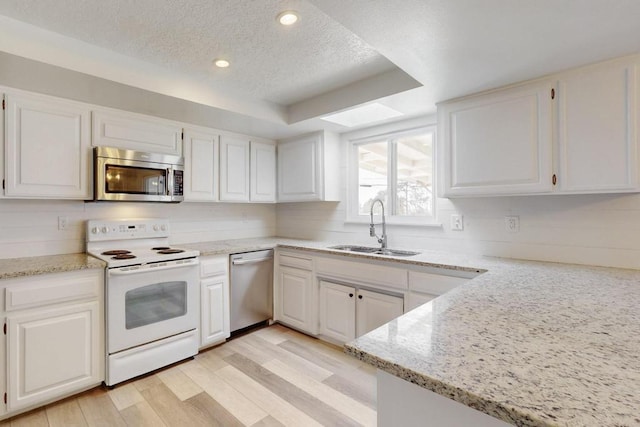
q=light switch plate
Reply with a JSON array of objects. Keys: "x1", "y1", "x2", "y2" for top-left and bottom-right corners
[
  {"x1": 451, "y1": 214, "x2": 464, "y2": 231},
  {"x1": 505, "y1": 216, "x2": 520, "y2": 233}
]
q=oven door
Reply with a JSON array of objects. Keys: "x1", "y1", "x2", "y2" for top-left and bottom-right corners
[{"x1": 107, "y1": 259, "x2": 199, "y2": 354}]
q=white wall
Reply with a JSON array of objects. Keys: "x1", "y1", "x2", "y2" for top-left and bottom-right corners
[
  {"x1": 276, "y1": 118, "x2": 640, "y2": 271},
  {"x1": 0, "y1": 200, "x2": 276, "y2": 259}
]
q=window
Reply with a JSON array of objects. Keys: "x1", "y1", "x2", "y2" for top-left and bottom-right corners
[{"x1": 349, "y1": 126, "x2": 435, "y2": 223}]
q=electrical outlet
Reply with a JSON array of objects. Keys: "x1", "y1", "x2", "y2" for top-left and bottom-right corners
[
  {"x1": 505, "y1": 216, "x2": 520, "y2": 233},
  {"x1": 451, "y1": 214, "x2": 464, "y2": 231},
  {"x1": 58, "y1": 216, "x2": 68, "y2": 230}
]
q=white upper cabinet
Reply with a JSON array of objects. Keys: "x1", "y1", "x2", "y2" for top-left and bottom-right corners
[
  {"x1": 183, "y1": 127, "x2": 219, "y2": 202},
  {"x1": 556, "y1": 58, "x2": 639, "y2": 193},
  {"x1": 250, "y1": 141, "x2": 276, "y2": 202},
  {"x1": 439, "y1": 55, "x2": 640, "y2": 198},
  {"x1": 277, "y1": 131, "x2": 340, "y2": 202},
  {"x1": 92, "y1": 109, "x2": 182, "y2": 155},
  {"x1": 219, "y1": 135, "x2": 250, "y2": 202},
  {"x1": 438, "y1": 79, "x2": 554, "y2": 197},
  {"x1": 4, "y1": 90, "x2": 92, "y2": 199}
]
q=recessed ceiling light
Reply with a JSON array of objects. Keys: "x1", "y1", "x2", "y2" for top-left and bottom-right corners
[
  {"x1": 321, "y1": 103, "x2": 404, "y2": 127},
  {"x1": 214, "y1": 59, "x2": 230, "y2": 68},
  {"x1": 277, "y1": 10, "x2": 299, "y2": 26}
]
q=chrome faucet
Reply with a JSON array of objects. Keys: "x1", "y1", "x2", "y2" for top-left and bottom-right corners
[{"x1": 369, "y1": 198, "x2": 387, "y2": 249}]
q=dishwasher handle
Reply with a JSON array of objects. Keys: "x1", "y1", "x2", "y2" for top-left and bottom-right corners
[{"x1": 232, "y1": 256, "x2": 273, "y2": 266}]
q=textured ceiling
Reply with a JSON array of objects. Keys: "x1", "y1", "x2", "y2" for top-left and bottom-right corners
[{"x1": 0, "y1": 0, "x2": 398, "y2": 106}]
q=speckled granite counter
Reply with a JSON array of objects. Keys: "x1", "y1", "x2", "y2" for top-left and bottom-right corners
[{"x1": 0, "y1": 253, "x2": 106, "y2": 280}]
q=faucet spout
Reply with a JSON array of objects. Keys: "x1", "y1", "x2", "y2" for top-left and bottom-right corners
[{"x1": 369, "y1": 198, "x2": 387, "y2": 249}]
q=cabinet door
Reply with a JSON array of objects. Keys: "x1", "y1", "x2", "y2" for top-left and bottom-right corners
[
  {"x1": 275, "y1": 266, "x2": 315, "y2": 333},
  {"x1": 220, "y1": 135, "x2": 250, "y2": 202},
  {"x1": 439, "y1": 80, "x2": 554, "y2": 196},
  {"x1": 356, "y1": 289, "x2": 404, "y2": 337},
  {"x1": 92, "y1": 110, "x2": 182, "y2": 155},
  {"x1": 319, "y1": 281, "x2": 356, "y2": 342},
  {"x1": 201, "y1": 276, "x2": 230, "y2": 347},
  {"x1": 5, "y1": 92, "x2": 91, "y2": 199},
  {"x1": 277, "y1": 135, "x2": 322, "y2": 201},
  {"x1": 406, "y1": 292, "x2": 437, "y2": 312},
  {"x1": 557, "y1": 60, "x2": 639, "y2": 192},
  {"x1": 250, "y1": 141, "x2": 276, "y2": 202},
  {"x1": 6, "y1": 300, "x2": 102, "y2": 411},
  {"x1": 183, "y1": 128, "x2": 219, "y2": 202}
]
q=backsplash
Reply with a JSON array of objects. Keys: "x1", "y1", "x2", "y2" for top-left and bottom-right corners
[{"x1": 0, "y1": 199, "x2": 276, "y2": 259}]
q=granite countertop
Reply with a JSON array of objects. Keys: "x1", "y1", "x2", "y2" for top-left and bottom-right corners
[{"x1": 0, "y1": 253, "x2": 106, "y2": 280}]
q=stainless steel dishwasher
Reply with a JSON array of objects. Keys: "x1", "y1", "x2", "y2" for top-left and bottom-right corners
[{"x1": 230, "y1": 249, "x2": 274, "y2": 333}]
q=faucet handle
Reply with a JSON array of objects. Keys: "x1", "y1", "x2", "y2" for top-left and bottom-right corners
[{"x1": 369, "y1": 224, "x2": 376, "y2": 237}]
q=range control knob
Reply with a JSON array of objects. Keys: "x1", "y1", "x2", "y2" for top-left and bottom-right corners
[
  {"x1": 101, "y1": 226, "x2": 109, "y2": 234},
  {"x1": 160, "y1": 224, "x2": 167, "y2": 231},
  {"x1": 91, "y1": 227, "x2": 99, "y2": 234},
  {"x1": 153, "y1": 225, "x2": 160, "y2": 231}
]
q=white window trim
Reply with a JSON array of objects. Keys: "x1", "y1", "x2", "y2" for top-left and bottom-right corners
[{"x1": 346, "y1": 125, "x2": 439, "y2": 226}]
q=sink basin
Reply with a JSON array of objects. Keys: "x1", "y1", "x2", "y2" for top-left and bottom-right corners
[{"x1": 328, "y1": 245, "x2": 420, "y2": 257}]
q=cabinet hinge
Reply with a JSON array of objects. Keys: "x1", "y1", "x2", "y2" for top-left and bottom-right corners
[
  {"x1": 181, "y1": 131, "x2": 184, "y2": 140},
  {"x1": 1, "y1": 99, "x2": 4, "y2": 110},
  {"x1": 2, "y1": 179, "x2": 4, "y2": 190},
  {"x1": 3, "y1": 323, "x2": 5, "y2": 335},
  {"x1": 551, "y1": 88, "x2": 555, "y2": 100},
  {"x1": 3, "y1": 393, "x2": 6, "y2": 404},
  {"x1": 552, "y1": 174, "x2": 557, "y2": 186}
]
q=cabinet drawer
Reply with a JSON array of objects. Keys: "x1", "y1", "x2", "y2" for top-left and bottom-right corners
[
  {"x1": 5, "y1": 270, "x2": 102, "y2": 312},
  {"x1": 315, "y1": 257, "x2": 407, "y2": 290},
  {"x1": 278, "y1": 253, "x2": 313, "y2": 270},
  {"x1": 200, "y1": 257, "x2": 228, "y2": 278},
  {"x1": 408, "y1": 271, "x2": 469, "y2": 295}
]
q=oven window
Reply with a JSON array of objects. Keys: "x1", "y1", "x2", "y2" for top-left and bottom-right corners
[
  {"x1": 125, "y1": 281, "x2": 187, "y2": 329},
  {"x1": 105, "y1": 165, "x2": 166, "y2": 195}
]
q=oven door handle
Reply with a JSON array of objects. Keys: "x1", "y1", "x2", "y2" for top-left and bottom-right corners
[
  {"x1": 231, "y1": 257, "x2": 273, "y2": 266},
  {"x1": 109, "y1": 261, "x2": 198, "y2": 276}
]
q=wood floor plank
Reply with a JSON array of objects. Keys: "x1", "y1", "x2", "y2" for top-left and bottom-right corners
[
  {"x1": 180, "y1": 359, "x2": 267, "y2": 426},
  {"x1": 157, "y1": 365, "x2": 203, "y2": 401},
  {"x1": 45, "y1": 398, "x2": 88, "y2": 427},
  {"x1": 132, "y1": 374, "x2": 163, "y2": 392},
  {"x1": 194, "y1": 347, "x2": 229, "y2": 372},
  {"x1": 8, "y1": 408, "x2": 48, "y2": 427},
  {"x1": 205, "y1": 343, "x2": 235, "y2": 358},
  {"x1": 224, "y1": 337, "x2": 274, "y2": 365},
  {"x1": 183, "y1": 392, "x2": 244, "y2": 427},
  {"x1": 281, "y1": 333, "x2": 364, "y2": 369},
  {"x1": 108, "y1": 383, "x2": 145, "y2": 411},
  {"x1": 263, "y1": 359, "x2": 376, "y2": 426},
  {"x1": 249, "y1": 415, "x2": 286, "y2": 427},
  {"x1": 76, "y1": 387, "x2": 127, "y2": 427},
  {"x1": 241, "y1": 334, "x2": 334, "y2": 381},
  {"x1": 224, "y1": 353, "x2": 361, "y2": 427},
  {"x1": 139, "y1": 382, "x2": 212, "y2": 427},
  {"x1": 119, "y1": 401, "x2": 167, "y2": 427},
  {"x1": 322, "y1": 373, "x2": 377, "y2": 410},
  {"x1": 215, "y1": 365, "x2": 322, "y2": 427},
  {"x1": 252, "y1": 326, "x2": 291, "y2": 345}
]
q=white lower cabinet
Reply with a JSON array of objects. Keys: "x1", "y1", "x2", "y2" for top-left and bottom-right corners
[
  {"x1": 200, "y1": 256, "x2": 230, "y2": 348},
  {"x1": 274, "y1": 251, "x2": 317, "y2": 334},
  {"x1": 1, "y1": 269, "x2": 104, "y2": 417},
  {"x1": 319, "y1": 280, "x2": 404, "y2": 344}
]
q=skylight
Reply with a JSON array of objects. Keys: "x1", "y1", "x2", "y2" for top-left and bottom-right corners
[{"x1": 320, "y1": 103, "x2": 404, "y2": 127}]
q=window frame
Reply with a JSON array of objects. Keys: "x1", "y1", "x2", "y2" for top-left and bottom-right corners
[{"x1": 346, "y1": 125, "x2": 437, "y2": 226}]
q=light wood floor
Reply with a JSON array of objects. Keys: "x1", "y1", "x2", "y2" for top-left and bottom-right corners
[{"x1": 1, "y1": 325, "x2": 377, "y2": 427}]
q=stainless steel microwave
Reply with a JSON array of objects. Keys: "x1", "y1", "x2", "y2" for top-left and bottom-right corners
[{"x1": 94, "y1": 146, "x2": 184, "y2": 202}]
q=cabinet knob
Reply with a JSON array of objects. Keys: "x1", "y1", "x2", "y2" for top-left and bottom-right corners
[
  {"x1": 358, "y1": 295, "x2": 363, "y2": 299},
  {"x1": 349, "y1": 293, "x2": 354, "y2": 298}
]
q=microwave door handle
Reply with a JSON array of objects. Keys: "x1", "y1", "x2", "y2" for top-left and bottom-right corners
[{"x1": 166, "y1": 168, "x2": 172, "y2": 196}]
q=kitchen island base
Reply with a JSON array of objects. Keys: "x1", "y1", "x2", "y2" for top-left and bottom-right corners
[{"x1": 378, "y1": 370, "x2": 511, "y2": 427}]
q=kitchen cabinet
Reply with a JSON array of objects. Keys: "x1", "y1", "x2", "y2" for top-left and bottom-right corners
[
  {"x1": 3, "y1": 90, "x2": 92, "y2": 199},
  {"x1": 220, "y1": 135, "x2": 250, "y2": 201},
  {"x1": 199, "y1": 255, "x2": 230, "y2": 348},
  {"x1": 183, "y1": 127, "x2": 219, "y2": 202},
  {"x1": 438, "y1": 55, "x2": 640, "y2": 197},
  {"x1": 277, "y1": 131, "x2": 340, "y2": 202},
  {"x1": 250, "y1": 141, "x2": 276, "y2": 202},
  {"x1": 2, "y1": 269, "x2": 103, "y2": 415},
  {"x1": 220, "y1": 135, "x2": 276, "y2": 203},
  {"x1": 318, "y1": 280, "x2": 403, "y2": 343},
  {"x1": 92, "y1": 108, "x2": 183, "y2": 155},
  {"x1": 438, "y1": 79, "x2": 554, "y2": 197},
  {"x1": 274, "y1": 251, "x2": 317, "y2": 334},
  {"x1": 555, "y1": 57, "x2": 639, "y2": 193}
]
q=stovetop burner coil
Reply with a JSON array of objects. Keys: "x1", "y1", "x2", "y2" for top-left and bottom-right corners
[
  {"x1": 102, "y1": 250, "x2": 132, "y2": 256},
  {"x1": 157, "y1": 249, "x2": 185, "y2": 254},
  {"x1": 112, "y1": 254, "x2": 137, "y2": 260}
]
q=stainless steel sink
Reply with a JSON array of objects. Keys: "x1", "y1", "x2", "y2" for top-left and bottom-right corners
[{"x1": 328, "y1": 245, "x2": 420, "y2": 257}]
